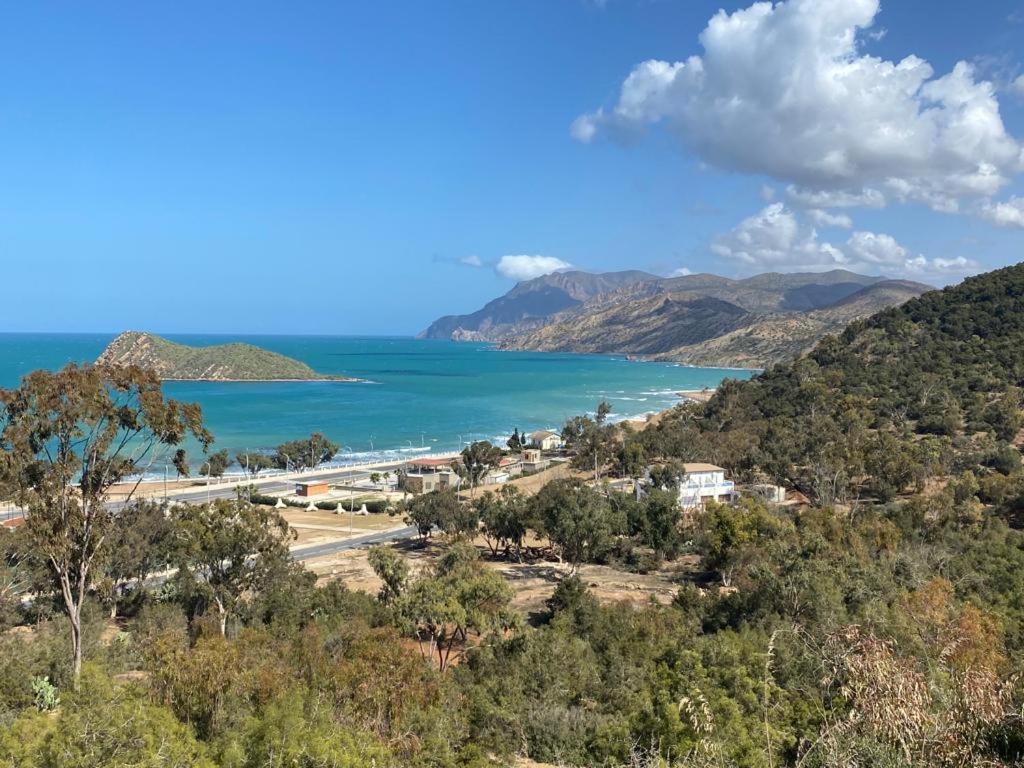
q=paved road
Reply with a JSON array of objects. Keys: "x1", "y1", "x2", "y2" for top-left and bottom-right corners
[
  {"x1": 0, "y1": 460, "x2": 417, "y2": 522},
  {"x1": 290, "y1": 524, "x2": 419, "y2": 561}
]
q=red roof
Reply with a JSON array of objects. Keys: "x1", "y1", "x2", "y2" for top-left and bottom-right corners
[{"x1": 410, "y1": 457, "x2": 453, "y2": 468}]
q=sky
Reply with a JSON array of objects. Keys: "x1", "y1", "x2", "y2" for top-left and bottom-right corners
[{"x1": 1, "y1": 0, "x2": 1023, "y2": 335}]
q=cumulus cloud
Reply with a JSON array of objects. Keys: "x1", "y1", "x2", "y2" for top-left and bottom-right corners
[
  {"x1": 574, "y1": 0, "x2": 1023, "y2": 213},
  {"x1": 495, "y1": 255, "x2": 572, "y2": 281},
  {"x1": 845, "y1": 231, "x2": 909, "y2": 266},
  {"x1": 459, "y1": 254, "x2": 483, "y2": 267},
  {"x1": 979, "y1": 196, "x2": 1024, "y2": 228},
  {"x1": 807, "y1": 209, "x2": 854, "y2": 228},
  {"x1": 1011, "y1": 74, "x2": 1024, "y2": 97},
  {"x1": 670, "y1": 266, "x2": 693, "y2": 277},
  {"x1": 710, "y1": 204, "x2": 978, "y2": 279},
  {"x1": 710, "y1": 203, "x2": 847, "y2": 270}
]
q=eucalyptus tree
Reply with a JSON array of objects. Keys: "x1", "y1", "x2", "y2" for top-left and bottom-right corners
[{"x1": 0, "y1": 363, "x2": 210, "y2": 685}]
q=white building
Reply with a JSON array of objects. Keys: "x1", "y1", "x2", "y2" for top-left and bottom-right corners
[
  {"x1": 677, "y1": 463, "x2": 737, "y2": 510},
  {"x1": 528, "y1": 430, "x2": 563, "y2": 451}
]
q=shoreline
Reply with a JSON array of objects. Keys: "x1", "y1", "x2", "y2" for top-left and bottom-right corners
[{"x1": 160, "y1": 376, "x2": 367, "y2": 383}]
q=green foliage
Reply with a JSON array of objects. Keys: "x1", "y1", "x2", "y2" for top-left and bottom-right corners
[
  {"x1": 275, "y1": 432, "x2": 339, "y2": 470},
  {"x1": 30, "y1": 676, "x2": 58, "y2": 712},
  {"x1": 367, "y1": 546, "x2": 409, "y2": 605},
  {"x1": 529, "y1": 479, "x2": 624, "y2": 569},
  {"x1": 170, "y1": 499, "x2": 296, "y2": 636},
  {"x1": 204, "y1": 449, "x2": 231, "y2": 478},
  {"x1": 403, "y1": 488, "x2": 476, "y2": 538}
]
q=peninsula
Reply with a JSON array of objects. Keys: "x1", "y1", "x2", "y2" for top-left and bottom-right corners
[{"x1": 96, "y1": 331, "x2": 355, "y2": 382}]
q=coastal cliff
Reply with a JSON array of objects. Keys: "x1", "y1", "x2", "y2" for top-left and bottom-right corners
[{"x1": 97, "y1": 332, "x2": 352, "y2": 381}]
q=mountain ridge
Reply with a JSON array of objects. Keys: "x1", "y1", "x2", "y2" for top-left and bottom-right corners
[{"x1": 423, "y1": 268, "x2": 931, "y2": 368}]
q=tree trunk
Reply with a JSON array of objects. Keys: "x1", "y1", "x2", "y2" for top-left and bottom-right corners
[
  {"x1": 215, "y1": 598, "x2": 228, "y2": 637},
  {"x1": 69, "y1": 604, "x2": 83, "y2": 687}
]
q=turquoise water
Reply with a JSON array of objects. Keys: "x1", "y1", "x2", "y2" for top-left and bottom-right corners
[{"x1": 0, "y1": 334, "x2": 753, "y2": 466}]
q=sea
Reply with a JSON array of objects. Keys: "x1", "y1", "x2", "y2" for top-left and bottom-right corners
[{"x1": 0, "y1": 334, "x2": 754, "y2": 470}]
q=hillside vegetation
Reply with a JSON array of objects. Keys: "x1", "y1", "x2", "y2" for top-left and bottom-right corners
[
  {"x1": 2, "y1": 263, "x2": 1023, "y2": 768},
  {"x1": 97, "y1": 331, "x2": 349, "y2": 381}
]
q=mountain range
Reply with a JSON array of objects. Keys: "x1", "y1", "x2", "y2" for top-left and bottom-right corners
[{"x1": 421, "y1": 269, "x2": 932, "y2": 368}]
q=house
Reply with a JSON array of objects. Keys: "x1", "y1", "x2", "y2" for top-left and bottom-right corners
[
  {"x1": 676, "y1": 463, "x2": 737, "y2": 510},
  {"x1": 521, "y1": 448, "x2": 550, "y2": 473},
  {"x1": 401, "y1": 458, "x2": 460, "y2": 494},
  {"x1": 295, "y1": 481, "x2": 330, "y2": 497},
  {"x1": 528, "y1": 430, "x2": 563, "y2": 451},
  {"x1": 482, "y1": 455, "x2": 523, "y2": 486}
]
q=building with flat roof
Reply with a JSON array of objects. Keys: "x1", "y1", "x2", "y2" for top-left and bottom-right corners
[
  {"x1": 676, "y1": 463, "x2": 737, "y2": 510},
  {"x1": 295, "y1": 481, "x2": 330, "y2": 497},
  {"x1": 401, "y1": 458, "x2": 460, "y2": 494}
]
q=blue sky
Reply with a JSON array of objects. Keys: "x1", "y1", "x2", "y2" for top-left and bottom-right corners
[{"x1": 1, "y1": 0, "x2": 1023, "y2": 335}]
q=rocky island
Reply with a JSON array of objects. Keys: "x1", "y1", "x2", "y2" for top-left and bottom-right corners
[{"x1": 97, "y1": 331, "x2": 356, "y2": 381}]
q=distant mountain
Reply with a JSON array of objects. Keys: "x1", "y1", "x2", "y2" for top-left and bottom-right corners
[
  {"x1": 97, "y1": 332, "x2": 353, "y2": 381},
  {"x1": 484, "y1": 269, "x2": 930, "y2": 368},
  {"x1": 419, "y1": 270, "x2": 657, "y2": 341}
]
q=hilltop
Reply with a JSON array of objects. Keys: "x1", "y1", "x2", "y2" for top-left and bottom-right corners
[
  {"x1": 96, "y1": 332, "x2": 353, "y2": 381},
  {"x1": 419, "y1": 269, "x2": 657, "y2": 341},
  {"x1": 472, "y1": 269, "x2": 930, "y2": 368}
]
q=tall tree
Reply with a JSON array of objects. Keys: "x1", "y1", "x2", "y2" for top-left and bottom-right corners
[
  {"x1": 459, "y1": 440, "x2": 503, "y2": 496},
  {"x1": 203, "y1": 449, "x2": 230, "y2": 479},
  {"x1": 98, "y1": 499, "x2": 175, "y2": 618},
  {"x1": 274, "y1": 432, "x2": 339, "y2": 470},
  {"x1": 235, "y1": 451, "x2": 275, "y2": 477},
  {"x1": 0, "y1": 363, "x2": 209, "y2": 685},
  {"x1": 530, "y1": 479, "x2": 623, "y2": 571},
  {"x1": 171, "y1": 498, "x2": 294, "y2": 636}
]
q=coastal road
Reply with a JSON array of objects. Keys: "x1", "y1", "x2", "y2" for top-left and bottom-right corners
[
  {"x1": 290, "y1": 524, "x2": 419, "y2": 561},
  {"x1": 0, "y1": 460, "x2": 415, "y2": 522}
]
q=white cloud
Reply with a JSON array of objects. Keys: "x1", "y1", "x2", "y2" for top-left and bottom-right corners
[
  {"x1": 710, "y1": 204, "x2": 980, "y2": 279},
  {"x1": 807, "y1": 209, "x2": 853, "y2": 228},
  {"x1": 459, "y1": 254, "x2": 483, "y2": 267},
  {"x1": 574, "y1": 0, "x2": 1023, "y2": 213},
  {"x1": 671, "y1": 266, "x2": 693, "y2": 277},
  {"x1": 845, "y1": 231, "x2": 978, "y2": 277},
  {"x1": 495, "y1": 255, "x2": 572, "y2": 281},
  {"x1": 845, "y1": 231, "x2": 908, "y2": 266},
  {"x1": 711, "y1": 203, "x2": 848, "y2": 270},
  {"x1": 979, "y1": 195, "x2": 1024, "y2": 228},
  {"x1": 1011, "y1": 74, "x2": 1024, "y2": 97}
]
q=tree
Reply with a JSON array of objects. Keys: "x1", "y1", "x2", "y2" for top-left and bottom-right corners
[
  {"x1": 404, "y1": 488, "x2": 477, "y2": 538},
  {"x1": 595, "y1": 400, "x2": 612, "y2": 425},
  {"x1": 171, "y1": 498, "x2": 295, "y2": 636},
  {"x1": 397, "y1": 542, "x2": 514, "y2": 670},
  {"x1": 630, "y1": 489, "x2": 682, "y2": 556},
  {"x1": 562, "y1": 410, "x2": 617, "y2": 479},
  {"x1": 507, "y1": 428, "x2": 523, "y2": 452},
  {"x1": 368, "y1": 545, "x2": 409, "y2": 604},
  {"x1": 98, "y1": 499, "x2": 174, "y2": 618},
  {"x1": 0, "y1": 363, "x2": 209, "y2": 685},
  {"x1": 530, "y1": 479, "x2": 623, "y2": 571},
  {"x1": 460, "y1": 440, "x2": 503, "y2": 496},
  {"x1": 616, "y1": 439, "x2": 647, "y2": 480},
  {"x1": 475, "y1": 485, "x2": 528, "y2": 560},
  {"x1": 204, "y1": 449, "x2": 230, "y2": 478},
  {"x1": 235, "y1": 451, "x2": 275, "y2": 477},
  {"x1": 274, "y1": 432, "x2": 339, "y2": 470}
]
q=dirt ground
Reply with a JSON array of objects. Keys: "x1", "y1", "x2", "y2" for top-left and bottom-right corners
[
  {"x1": 280, "y1": 508, "x2": 404, "y2": 547},
  {"x1": 304, "y1": 535, "x2": 695, "y2": 615}
]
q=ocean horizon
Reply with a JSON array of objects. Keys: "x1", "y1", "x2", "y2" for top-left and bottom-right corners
[{"x1": 0, "y1": 332, "x2": 754, "y2": 470}]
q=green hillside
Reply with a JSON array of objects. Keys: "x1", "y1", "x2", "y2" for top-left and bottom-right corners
[
  {"x1": 645, "y1": 262, "x2": 1024, "y2": 507},
  {"x1": 96, "y1": 331, "x2": 348, "y2": 381}
]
